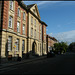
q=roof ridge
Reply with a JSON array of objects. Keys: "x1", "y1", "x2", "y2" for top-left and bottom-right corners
[{"x1": 27, "y1": 4, "x2": 36, "y2": 9}]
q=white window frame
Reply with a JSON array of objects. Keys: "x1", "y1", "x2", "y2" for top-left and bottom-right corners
[
  {"x1": 10, "y1": 1, "x2": 13, "y2": 10},
  {"x1": 34, "y1": 19, "x2": 36, "y2": 27},
  {"x1": 23, "y1": 12, "x2": 26, "y2": 20},
  {"x1": 31, "y1": 28, "x2": 33, "y2": 37},
  {"x1": 31, "y1": 16, "x2": 33, "y2": 24},
  {"x1": 9, "y1": 16, "x2": 13, "y2": 28},
  {"x1": 8, "y1": 36, "x2": 12, "y2": 51},
  {"x1": 18, "y1": 8, "x2": 20, "y2": 17},
  {"x1": 23, "y1": 24, "x2": 25, "y2": 35},
  {"x1": 17, "y1": 21, "x2": 20, "y2": 32},
  {"x1": 22, "y1": 40, "x2": 25, "y2": 51},
  {"x1": 16, "y1": 39, "x2": 19, "y2": 51},
  {"x1": 34, "y1": 30, "x2": 36, "y2": 38}
]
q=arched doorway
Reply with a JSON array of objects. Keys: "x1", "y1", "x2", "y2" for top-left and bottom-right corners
[{"x1": 32, "y1": 41, "x2": 37, "y2": 55}]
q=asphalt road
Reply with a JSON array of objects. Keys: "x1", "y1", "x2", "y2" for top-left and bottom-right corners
[{"x1": 0, "y1": 52, "x2": 75, "y2": 74}]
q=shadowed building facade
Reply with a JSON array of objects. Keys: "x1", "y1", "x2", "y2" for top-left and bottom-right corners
[
  {"x1": 0, "y1": 0, "x2": 47, "y2": 62},
  {"x1": 46, "y1": 35, "x2": 58, "y2": 53}
]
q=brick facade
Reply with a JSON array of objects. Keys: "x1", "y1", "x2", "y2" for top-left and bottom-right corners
[
  {"x1": 46, "y1": 35, "x2": 58, "y2": 53},
  {"x1": 0, "y1": 1, "x2": 48, "y2": 62}
]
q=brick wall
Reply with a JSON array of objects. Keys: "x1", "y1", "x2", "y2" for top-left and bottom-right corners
[
  {"x1": 42, "y1": 25, "x2": 46, "y2": 42},
  {"x1": 0, "y1": 1, "x2": 2, "y2": 29},
  {"x1": 1, "y1": 1, "x2": 28, "y2": 37},
  {"x1": 14, "y1": 1, "x2": 18, "y2": 32},
  {"x1": 2, "y1": 1, "x2": 9, "y2": 29}
]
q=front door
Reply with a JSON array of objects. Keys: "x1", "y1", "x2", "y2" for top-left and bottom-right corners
[{"x1": 32, "y1": 41, "x2": 37, "y2": 55}]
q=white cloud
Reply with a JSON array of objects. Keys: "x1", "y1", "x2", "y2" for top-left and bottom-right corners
[
  {"x1": 37, "y1": 1, "x2": 61, "y2": 6},
  {"x1": 23, "y1": 1, "x2": 75, "y2": 9},
  {"x1": 49, "y1": 30, "x2": 75, "y2": 44},
  {"x1": 23, "y1": 1, "x2": 61, "y2": 6}
]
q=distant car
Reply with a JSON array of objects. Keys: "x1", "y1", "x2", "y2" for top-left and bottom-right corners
[{"x1": 47, "y1": 51, "x2": 55, "y2": 58}]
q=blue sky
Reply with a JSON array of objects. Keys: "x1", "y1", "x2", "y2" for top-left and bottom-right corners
[{"x1": 23, "y1": 1, "x2": 75, "y2": 44}]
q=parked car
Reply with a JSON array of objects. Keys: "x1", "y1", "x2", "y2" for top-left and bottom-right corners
[
  {"x1": 47, "y1": 51, "x2": 55, "y2": 58},
  {"x1": 58, "y1": 51, "x2": 61, "y2": 55}
]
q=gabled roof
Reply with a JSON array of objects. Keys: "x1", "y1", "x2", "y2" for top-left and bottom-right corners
[
  {"x1": 46, "y1": 35, "x2": 57, "y2": 41},
  {"x1": 27, "y1": 4, "x2": 35, "y2": 9},
  {"x1": 17, "y1": 1, "x2": 48, "y2": 27},
  {"x1": 27, "y1": 4, "x2": 41, "y2": 19},
  {"x1": 17, "y1": 1, "x2": 27, "y2": 11}
]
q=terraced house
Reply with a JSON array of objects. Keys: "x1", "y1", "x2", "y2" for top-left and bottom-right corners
[{"x1": 0, "y1": 0, "x2": 47, "y2": 62}]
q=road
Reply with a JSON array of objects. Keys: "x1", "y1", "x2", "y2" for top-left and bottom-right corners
[{"x1": 0, "y1": 52, "x2": 75, "y2": 74}]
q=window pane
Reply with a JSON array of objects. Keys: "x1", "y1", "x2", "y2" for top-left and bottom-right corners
[
  {"x1": 34, "y1": 20, "x2": 36, "y2": 26},
  {"x1": 17, "y1": 22, "x2": 20, "y2": 32},
  {"x1": 34, "y1": 30, "x2": 36, "y2": 38},
  {"x1": 31, "y1": 28, "x2": 33, "y2": 36},
  {"x1": 23, "y1": 12, "x2": 25, "y2": 20},
  {"x1": 31, "y1": 17, "x2": 33, "y2": 24},
  {"x1": 23, "y1": 24, "x2": 25, "y2": 34},
  {"x1": 22, "y1": 40, "x2": 25, "y2": 51},
  {"x1": 10, "y1": 1, "x2": 13, "y2": 10},
  {"x1": 16, "y1": 39, "x2": 19, "y2": 51},
  {"x1": 8, "y1": 36, "x2": 12, "y2": 51},
  {"x1": 9, "y1": 16, "x2": 12, "y2": 28},
  {"x1": 18, "y1": 8, "x2": 20, "y2": 17}
]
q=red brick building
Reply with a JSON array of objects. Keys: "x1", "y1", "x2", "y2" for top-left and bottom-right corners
[
  {"x1": 46, "y1": 35, "x2": 58, "y2": 53},
  {"x1": 0, "y1": 0, "x2": 48, "y2": 62}
]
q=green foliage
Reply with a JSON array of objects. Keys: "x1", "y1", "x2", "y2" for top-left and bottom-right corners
[
  {"x1": 68, "y1": 42, "x2": 75, "y2": 52},
  {"x1": 54, "y1": 42, "x2": 68, "y2": 54}
]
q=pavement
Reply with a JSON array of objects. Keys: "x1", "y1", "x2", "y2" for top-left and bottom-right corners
[{"x1": 0, "y1": 56, "x2": 46, "y2": 69}]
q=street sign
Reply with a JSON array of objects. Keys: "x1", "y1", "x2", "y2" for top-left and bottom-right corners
[{"x1": 14, "y1": 45, "x2": 16, "y2": 48}]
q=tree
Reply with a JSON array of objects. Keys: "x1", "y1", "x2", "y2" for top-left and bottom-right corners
[
  {"x1": 54, "y1": 42, "x2": 68, "y2": 54},
  {"x1": 68, "y1": 42, "x2": 75, "y2": 52}
]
